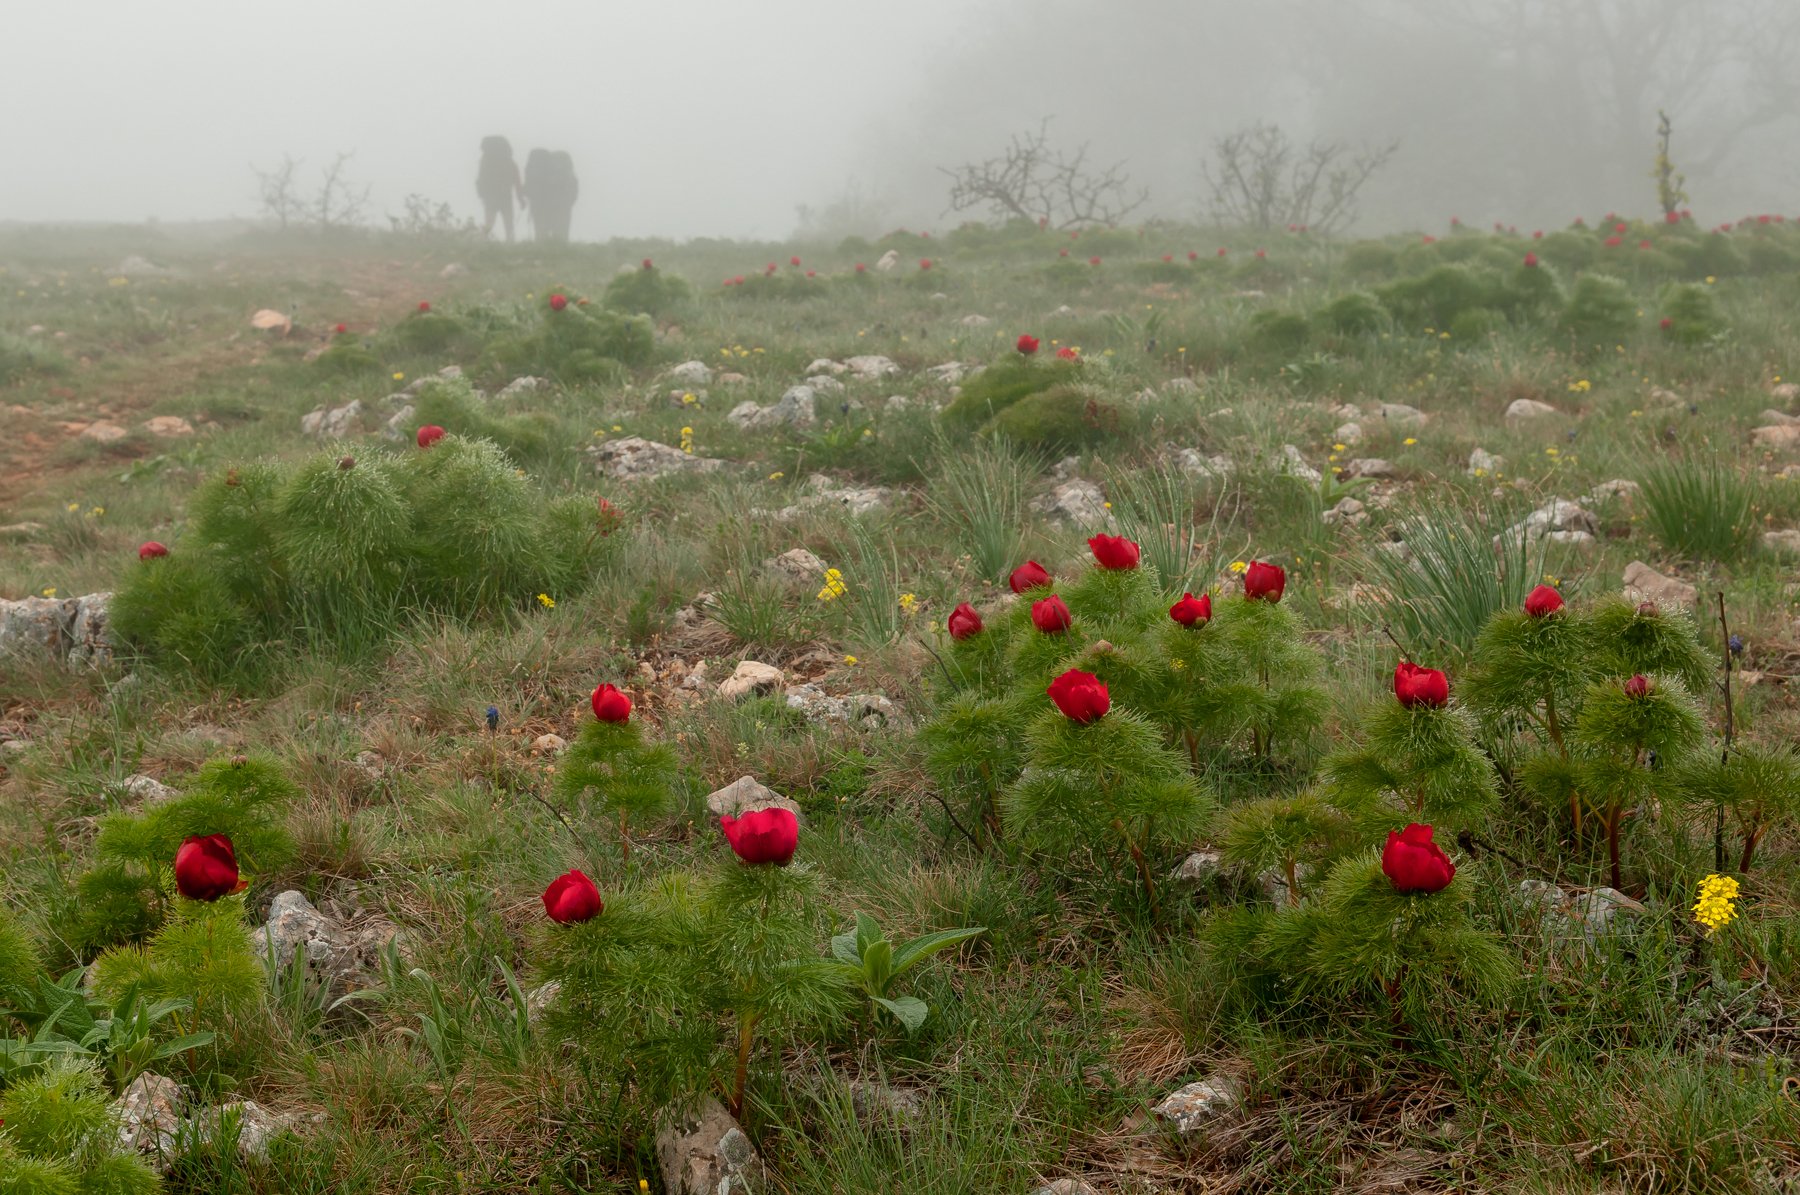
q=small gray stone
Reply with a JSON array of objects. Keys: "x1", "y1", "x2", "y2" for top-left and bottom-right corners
[
  {"x1": 1152, "y1": 1075, "x2": 1244, "y2": 1131},
  {"x1": 1334, "y1": 421, "x2": 1363, "y2": 444},
  {"x1": 667, "y1": 360, "x2": 714, "y2": 387},
  {"x1": 249, "y1": 890, "x2": 394, "y2": 1001},
  {"x1": 299, "y1": 400, "x2": 362, "y2": 438},
  {"x1": 848, "y1": 1080, "x2": 923, "y2": 1121},
  {"x1": 1622, "y1": 560, "x2": 1697, "y2": 608},
  {"x1": 706, "y1": 775, "x2": 803, "y2": 823},
  {"x1": 1344, "y1": 458, "x2": 1397, "y2": 480},
  {"x1": 1168, "y1": 850, "x2": 1222, "y2": 887},
  {"x1": 119, "y1": 774, "x2": 178, "y2": 805},
  {"x1": 1031, "y1": 1181, "x2": 1101, "y2": 1195},
  {"x1": 1505, "y1": 398, "x2": 1561, "y2": 421},
  {"x1": 656, "y1": 1097, "x2": 766, "y2": 1195},
  {"x1": 1377, "y1": 402, "x2": 1427, "y2": 426},
  {"x1": 1031, "y1": 480, "x2": 1112, "y2": 529},
  {"x1": 588, "y1": 436, "x2": 722, "y2": 482},
  {"x1": 717, "y1": 661, "x2": 785, "y2": 701},
  {"x1": 1323, "y1": 496, "x2": 1367, "y2": 527},
  {"x1": 766, "y1": 548, "x2": 828, "y2": 584},
  {"x1": 115, "y1": 1072, "x2": 184, "y2": 1154},
  {"x1": 1280, "y1": 444, "x2": 1321, "y2": 483},
  {"x1": 843, "y1": 354, "x2": 901, "y2": 380},
  {"x1": 1762, "y1": 529, "x2": 1800, "y2": 556},
  {"x1": 1467, "y1": 447, "x2": 1504, "y2": 475}
]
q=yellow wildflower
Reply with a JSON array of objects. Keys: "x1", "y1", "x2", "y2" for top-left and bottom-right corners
[
  {"x1": 66, "y1": 502, "x2": 79, "y2": 512},
  {"x1": 392, "y1": 372, "x2": 405, "y2": 381},
  {"x1": 41, "y1": 587, "x2": 56, "y2": 598},
  {"x1": 844, "y1": 655, "x2": 858, "y2": 665},
  {"x1": 1333, "y1": 443, "x2": 1347, "y2": 452},
  {"x1": 816, "y1": 568, "x2": 847, "y2": 601},
  {"x1": 1691, "y1": 873, "x2": 1739, "y2": 936},
  {"x1": 768, "y1": 471, "x2": 785, "y2": 481},
  {"x1": 537, "y1": 593, "x2": 556, "y2": 609},
  {"x1": 1403, "y1": 437, "x2": 1417, "y2": 446},
  {"x1": 898, "y1": 593, "x2": 918, "y2": 612},
  {"x1": 1229, "y1": 561, "x2": 1248, "y2": 574},
  {"x1": 682, "y1": 392, "x2": 697, "y2": 405}
]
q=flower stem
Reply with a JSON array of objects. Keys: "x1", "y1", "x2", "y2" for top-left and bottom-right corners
[
  {"x1": 1111, "y1": 817, "x2": 1162, "y2": 926},
  {"x1": 618, "y1": 808, "x2": 631, "y2": 863},
  {"x1": 730, "y1": 1011, "x2": 761, "y2": 1121}
]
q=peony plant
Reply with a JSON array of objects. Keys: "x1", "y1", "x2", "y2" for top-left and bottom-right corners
[{"x1": 554, "y1": 681, "x2": 678, "y2": 861}]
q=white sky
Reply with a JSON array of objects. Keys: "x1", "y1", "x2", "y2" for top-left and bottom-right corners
[{"x1": 0, "y1": 0, "x2": 991, "y2": 239}]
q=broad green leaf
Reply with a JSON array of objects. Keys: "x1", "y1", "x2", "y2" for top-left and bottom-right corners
[
  {"x1": 829, "y1": 930, "x2": 862, "y2": 964},
  {"x1": 872, "y1": 995, "x2": 929, "y2": 1034},
  {"x1": 862, "y1": 940, "x2": 893, "y2": 996},
  {"x1": 854, "y1": 911, "x2": 882, "y2": 958},
  {"x1": 890, "y1": 926, "x2": 987, "y2": 976}
]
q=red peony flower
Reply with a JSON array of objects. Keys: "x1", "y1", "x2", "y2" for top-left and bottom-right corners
[
  {"x1": 790, "y1": 255, "x2": 802, "y2": 267},
  {"x1": 1188, "y1": 251, "x2": 1199, "y2": 261},
  {"x1": 765, "y1": 263, "x2": 777, "y2": 275},
  {"x1": 1244, "y1": 560, "x2": 1285, "y2": 602},
  {"x1": 1087, "y1": 533, "x2": 1140, "y2": 570},
  {"x1": 417, "y1": 301, "x2": 431, "y2": 312},
  {"x1": 1009, "y1": 560, "x2": 1051, "y2": 593},
  {"x1": 1523, "y1": 252, "x2": 1539, "y2": 268},
  {"x1": 805, "y1": 270, "x2": 816, "y2": 278},
  {"x1": 1450, "y1": 215, "x2": 1461, "y2": 226},
  {"x1": 1532, "y1": 229, "x2": 1544, "y2": 239},
  {"x1": 549, "y1": 293, "x2": 568, "y2": 311},
  {"x1": 1030, "y1": 594, "x2": 1073, "y2": 634},
  {"x1": 1393, "y1": 660, "x2": 1449, "y2": 708},
  {"x1": 720, "y1": 807, "x2": 799, "y2": 865},
  {"x1": 1624, "y1": 673, "x2": 1652, "y2": 698},
  {"x1": 1017, "y1": 333, "x2": 1040, "y2": 355},
  {"x1": 1604, "y1": 236, "x2": 1623, "y2": 248},
  {"x1": 1055, "y1": 346, "x2": 1079, "y2": 360},
  {"x1": 174, "y1": 834, "x2": 245, "y2": 902},
  {"x1": 1614, "y1": 222, "x2": 1628, "y2": 233},
  {"x1": 1169, "y1": 592, "x2": 1212, "y2": 627},
  {"x1": 1047, "y1": 668, "x2": 1109, "y2": 723},
  {"x1": 854, "y1": 263, "x2": 866, "y2": 273},
  {"x1": 1422, "y1": 235, "x2": 1437, "y2": 245},
  {"x1": 1523, "y1": 584, "x2": 1564, "y2": 617},
  {"x1": 542, "y1": 869, "x2": 602, "y2": 923},
  {"x1": 138, "y1": 541, "x2": 169, "y2": 560},
  {"x1": 733, "y1": 275, "x2": 746, "y2": 286},
  {"x1": 919, "y1": 258, "x2": 933, "y2": 270},
  {"x1": 1637, "y1": 239, "x2": 1652, "y2": 250},
  {"x1": 1059, "y1": 248, "x2": 1070, "y2": 258},
  {"x1": 1216, "y1": 247, "x2": 1227, "y2": 257},
  {"x1": 416, "y1": 424, "x2": 446, "y2": 448},
  {"x1": 1162, "y1": 254, "x2": 1173, "y2": 263},
  {"x1": 1381, "y1": 823, "x2": 1455, "y2": 894},
  {"x1": 1660, "y1": 317, "x2": 1674, "y2": 330},
  {"x1": 642, "y1": 258, "x2": 654, "y2": 270},
  {"x1": 1759, "y1": 214, "x2": 1772, "y2": 225},
  {"x1": 1665, "y1": 211, "x2": 1680, "y2": 224},
  {"x1": 1254, "y1": 248, "x2": 1267, "y2": 258},
  {"x1": 947, "y1": 601, "x2": 983, "y2": 640},
  {"x1": 591, "y1": 682, "x2": 632, "y2": 723},
  {"x1": 333, "y1": 323, "x2": 347, "y2": 334},
  {"x1": 1088, "y1": 256, "x2": 1101, "y2": 266}
]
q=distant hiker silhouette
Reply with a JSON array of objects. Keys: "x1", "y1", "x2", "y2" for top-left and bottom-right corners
[
  {"x1": 524, "y1": 149, "x2": 579, "y2": 243},
  {"x1": 476, "y1": 136, "x2": 525, "y2": 242}
]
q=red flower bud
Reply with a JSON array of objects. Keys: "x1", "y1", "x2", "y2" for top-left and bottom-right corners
[
  {"x1": 1009, "y1": 560, "x2": 1052, "y2": 594},
  {"x1": 805, "y1": 270, "x2": 816, "y2": 278},
  {"x1": 1162, "y1": 254, "x2": 1173, "y2": 263},
  {"x1": 1047, "y1": 668, "x2": 1109, "y2": 723},
  {"x1": 1381, "y1": 823, "x2": 1455, "y2": 894},
  {"x1": 1216, "y1": 247, "x2": 1227, "y2": 257},
  {"x1": 591, "y1": 682, "x2": 632, "y2": 723},
  {"x1": 1624, "y1": 673, "x2": 1652, "y2": 698},
  {"x1": 1188, "y1": 251, "x2": 1199, "y2": 261},
  {"x1": 542, "y1": 869, "x2": 602, "y2": 923},
  {"x1": 549, "y1": 293, "x2": 568, "y2": 311},
  {"x1": 642, "y1": 258, "x2": 654, "y2": 270},
  {"x1": 1636, "y1": 600, "x2": 1659, "y2": 617},
  {"x1": 1088, "y1": 256, "x2": 1101, "y2": 266},
  {"x1": 1637, "y1": 239, "x2": 1652, "y2": 250},
  {"x1": 1030, "y1": 594, "x2": 1073, "y2": 634},
  {"x1": 174, "y1": 834, "x2": 244, "y2": 902},
  {"x1": 333, "y1": 322, "x2": 348, "y2": 334},
  {"x1": 919, "y1": 258, "x2": 933, "y2": 270},
  {"x1": 1614, "y1": 222, "x2": 1628, "y2": 233},
  {"x1": 1393, "y1": 660, "x2": 1449, "y2": 708},
  {"x1": 416, "y1": 424, "x2": 446, "y2": 448},
  {"x1": 947, "y1": 601, "x2": 983, "y2": 640},
  {"x1": 137, "y1": 541, "x2": 169, "y2": 560},
  {"x1": 1523, "y1": 252, "x2": 1539, "y2": 268},
  {"x1": 1059, "y1": 248, "x2": 1069, "y2": 257},
  {"x1": 1660, "y1": 317, "x2": 1673, "y2": 330},
  {"x1": 720, "y1": 807, "x2": 798, "y2": 865},
  {"x1": 1254, "y1": 249, "x2": 1267, "y2": 259},
  {"x1": 1532, "y1": 229, "x2": 1544, "y2": 239},
  {"x1": 854, "y1": 263, "x2": 866, "y2": 273},
  {"x1": 1087, "y1": 533, "x2": 1140, "y2": 571},
  {"x1": 790, "y1": 255, "x2": 802, "y2": 267},
  {"x1": 1055, "y1": 346, "x2": 1079, "y2": 361},
  {"x1": 766, "y1": 262, "x2": 777, "y2": 275},
  {"x1": 1016, "y1": 333, "x2": 1040, "y2": 355},
  {"x1": 1523, "y1": 584, "x2": 1564, "y2": 617},
  {"x1": 1169, "y1": 592, "x2": 1212, "y2": 627},
  {"x1": 1665, "y1": 211, "x2": 1680, "y2": 224},
  {"x1": 1244, "y1": 560, "x2": 1285, "y2": 602},
  {"x1": 417, "y1": 301, "x2": 431, "y2": 312},
  {"x1": 1604, "y1": 236, "x2": 1623, "y2": 248}
]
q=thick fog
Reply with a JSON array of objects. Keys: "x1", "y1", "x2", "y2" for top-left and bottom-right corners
[{"x1": 4, "y1": 0, "x2": 1796, "y2": 240}]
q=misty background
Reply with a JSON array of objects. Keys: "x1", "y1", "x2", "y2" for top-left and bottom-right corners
[{"x1": 4, "y1": 0, "x2": 1796, "y2": 242}]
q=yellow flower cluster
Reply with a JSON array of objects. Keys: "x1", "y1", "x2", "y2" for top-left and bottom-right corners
[
  {"x1": 1229, "y1": 561, "x2": 1249, "y2": 574},
  {"x1": 1567, "y1": 379, "x2": 1592, "y2": 393},
  {"x1": 816, "y1": 568, "x2": 847, "y2": 601},
  {"x1": 898, "y1": 592, "x2": 918, "y2": 613},
  {"x1": 680, "y1": 426, "x2": 694, "y2": 454},
  {"x1": 537, "y1": 593, "x2": 556, "y2": 609},
  {"x1": 1692, "y1": 873, "x2": 1739, "y2": 936}
]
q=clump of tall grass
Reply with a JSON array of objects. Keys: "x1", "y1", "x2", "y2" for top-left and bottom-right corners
[
  {"x1": 925, "y1": 435, "x2": 1037, "y2": 583},
  {"x1": 1638, "y1": 455, "x2": 1757, "y2": 563},
  {"x1": 1364, "y1": 494, "x2": 1545, "y2": 662}
]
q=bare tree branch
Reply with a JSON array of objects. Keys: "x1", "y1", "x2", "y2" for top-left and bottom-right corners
[
  {"x1": 941, "y1": 119, "x2": 1149, "y2": 230},
  {"x1": 1201, "y1": 124, "x2": 1397, "y2": 234}
]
